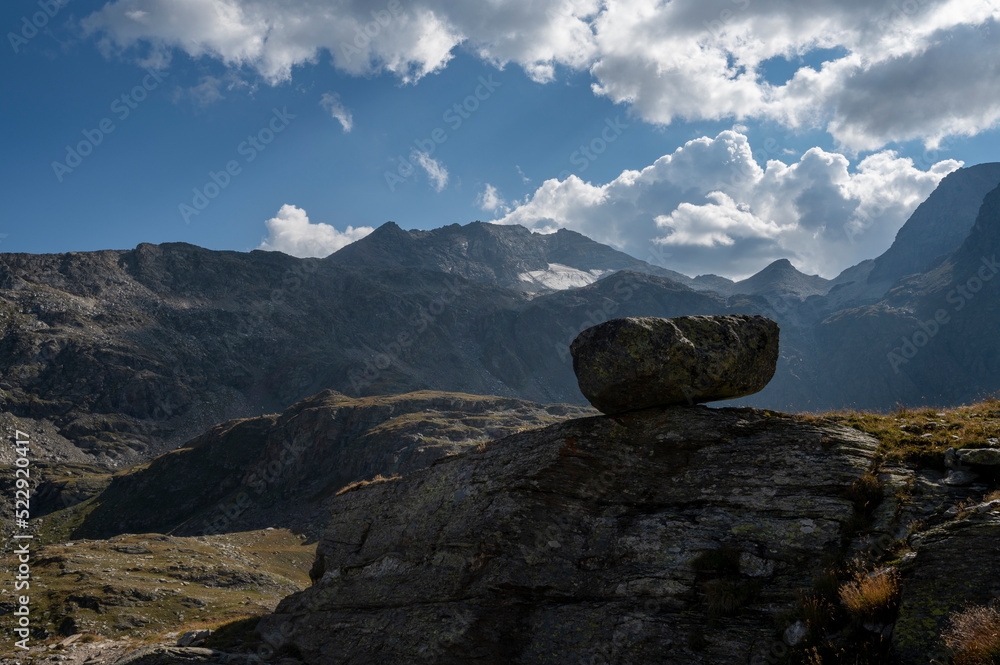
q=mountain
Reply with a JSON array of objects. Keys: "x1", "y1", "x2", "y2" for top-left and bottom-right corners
[
  {"x1": 725, "y1": 258, "x2": 831, "y2": 299},
  {"x1": 810, "y1": 179, "x2": 1000, "y2": 409},
  {"x1": 861, "y1": 162, "x2": 1000, "y2": 299},
  {"x1": 72, "y1": 390, "x2": 593, "y2": 539},
  {"x1": 327, "y1": 220, "x2": 697, "y2": 293},
  {"x1": 0, "y1": 246, "x2": 771, "y2": 465}
]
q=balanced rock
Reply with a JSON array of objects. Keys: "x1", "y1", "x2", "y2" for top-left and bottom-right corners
[{"x1": 570, "y1": 314, "x2": 779, "y2": 414}]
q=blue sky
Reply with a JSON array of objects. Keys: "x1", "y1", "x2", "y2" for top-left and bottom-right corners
[{"x1": 3, "y1": 0, "x2": 999, "y2": 279}]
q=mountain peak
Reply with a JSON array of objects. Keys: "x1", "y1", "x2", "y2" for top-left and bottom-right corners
[
  {"x1": 867, "y1": 163, "x2": 1000, "y2": 288},
  {"x1": 732, "y1": 257, "x2": 830, "y2": 298},
  {"x1": 761, "y1": 258, "x2": 795, "y2": 272},
  {"x1": 327, "y1": 221, "x2": 695, "y2": 293}
]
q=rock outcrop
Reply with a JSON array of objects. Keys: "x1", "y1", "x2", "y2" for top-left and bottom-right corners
[
  {"x1": 257, "y1": 405, "x2": 877, "y2": 664},
  {"x1": 570, "y1": 315, "x2": 779, "y2": 414},
  {"x1": 893, "y1": 509, "x2": 1000, "y2": 663}
]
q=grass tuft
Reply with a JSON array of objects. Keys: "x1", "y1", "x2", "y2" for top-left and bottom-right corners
[
  {"x1": 942, "y1": 604, "x2": 1000, "y2": 665},
  {"x1": 838, "y1": 566, "x2": 901, "y2": 625},
  {"x1": 335, "y1": 473, "x2": 400, "y2": 496}
]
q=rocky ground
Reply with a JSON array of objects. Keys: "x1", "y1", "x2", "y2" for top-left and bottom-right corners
[
  {"x1": 0, "y1": 528, "x2": 313, "y2": 663},
  {"x1": 1, "y1": 401, "x2": 999, "y2": 664}
]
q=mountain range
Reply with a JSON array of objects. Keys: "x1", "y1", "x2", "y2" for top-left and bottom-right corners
[{"x1": 0, "y1": 163, "x2": 999, "y2": 468}]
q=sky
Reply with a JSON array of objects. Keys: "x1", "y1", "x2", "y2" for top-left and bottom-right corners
[{"x1": 3, "y1": 0, "x2": 999, "y2": 279}]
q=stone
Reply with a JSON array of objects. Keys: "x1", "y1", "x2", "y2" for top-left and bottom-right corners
[
  {"x1": 784, "y1": 621, "x2": 809, "y2": 646},
  {"x1": 943, "y1": 470, "x2": 976, "y2": 486},
  {"x1": 111, "y1": 646, "x2": 230, "y2": 664},
  {"x1": 569, "y1": 315, "x2": 779, "y2": 414},
  {"x1": 257, "y1": 405, "x2": 877, "y2": 664},
  {"x1": 956, "y1": 447, "x2": 1000, "y2": 466},
  {"x1": 176, "y1": 630, "x2": 211, "y2": 647},
  {"x1": 893, "y1": 512, "x2": 1000, "y2": 664}
]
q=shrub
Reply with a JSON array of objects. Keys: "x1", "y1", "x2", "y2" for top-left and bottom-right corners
[{"x1": 942, "y1": 604, "x2": 1000, "y2": 665}]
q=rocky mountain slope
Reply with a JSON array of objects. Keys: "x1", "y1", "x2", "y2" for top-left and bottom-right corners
[
  {"x1": 864, "y1": 162, "x2": 1000, "y2": 296},
  {"x1": 813, "y1": 179, "x2": 1000, "y2": 409},
  {"x1": 2, "y1": 528, "x2": 314, "y2": 646},
  {"x1": 70, "y1": 391, "x2": 592, "y2": 540},
  {"x1": 0, "y1": 247, "x2": 770, "y2": 465}
]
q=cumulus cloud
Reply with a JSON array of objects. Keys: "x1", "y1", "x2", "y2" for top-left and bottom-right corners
[
  {"x1": 319, "y1": 92, "x2": 353, "y2": 132},
  {"x1": 476, "y1": 183, "x2": 507, "y2": 212},
  {"x1": 79, "y1": 0, "x2": 1000, "y2": 151},
  {"x1": 413, "y1": 151, "x2": 448, "y2": 191},
  {"x1": 496, "y1": 131, "x2": 961, "y2": 279},
  {"x1": 257, "y1": 204, "x2": 373, "y2": 258}
]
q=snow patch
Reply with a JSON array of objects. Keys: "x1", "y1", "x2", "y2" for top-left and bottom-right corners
[{"x1": 518, "y1": 263, "x2": 613, "y2": 291}]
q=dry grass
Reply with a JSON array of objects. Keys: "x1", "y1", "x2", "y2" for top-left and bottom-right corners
[
  {"x1": 800, "y1": 593, "x2": 836, "y2": 631},
  {"x1": 838, "y1": 566, "x2": 902, "y2": 624},
  {"x1": 335, "y1": 473, "x2": 400, "y2": 496},
  {"x1": 801, "y1": 397, "x2": 1000, "y2": 466},
  {"x1": 942, "y1": 605, "x2": 1000, "y2": 665}
]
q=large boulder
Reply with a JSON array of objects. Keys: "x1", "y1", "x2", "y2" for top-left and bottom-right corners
[
  {"x1": 570, "y1": 315, "x2": 779, "y2": 414},
  {"x1": 257, "y1": 405, "x2": 877, "y2": 664}
]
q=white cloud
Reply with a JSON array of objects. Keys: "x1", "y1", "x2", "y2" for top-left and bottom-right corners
[
  {"x1": 257, "y1": 204, "x2": 373, "y2": 258},
  {"x1": 476, "y1": 183, "x2": 507, "y2": 212},
  {"x1": 413, "y1": 151, "x2": 448, "y2": 191},
  {"x1": 497, "y1": 131, "x2": 961, "y2": 279},
  {"x1": 319, "y1": 92, "x2": 353, "y2": 132},
  {"x1": 80, "y1": 1, "x2": 1000, "y2": 151}
]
